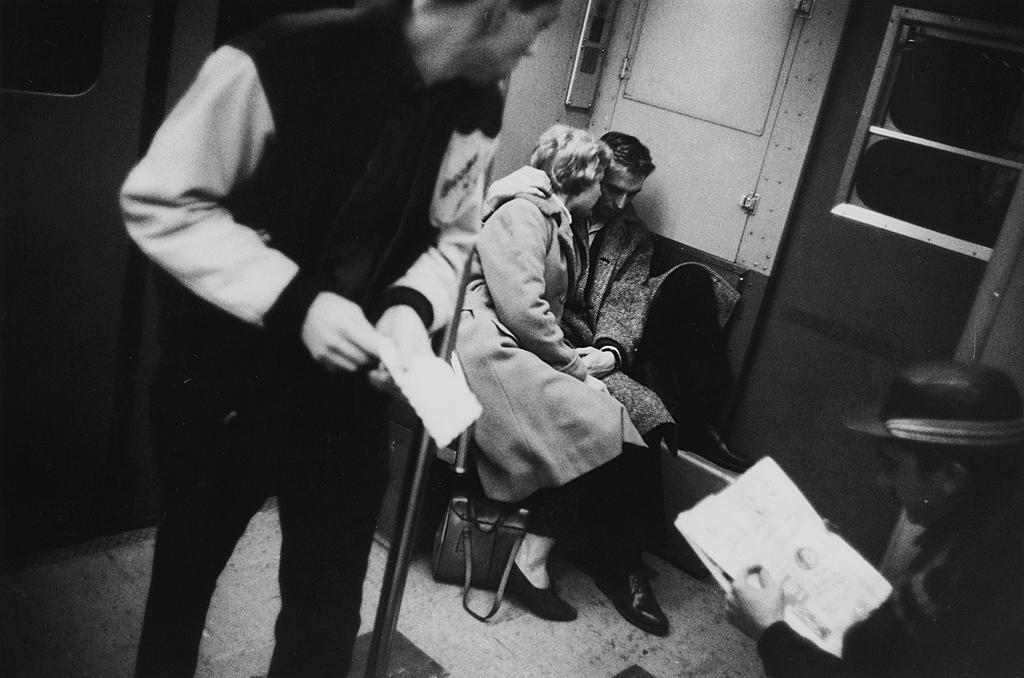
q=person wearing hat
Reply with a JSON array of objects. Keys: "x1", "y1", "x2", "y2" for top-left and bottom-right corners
[{"x1": 724, "y1": 360, "x2": 1024, "y2": 677}]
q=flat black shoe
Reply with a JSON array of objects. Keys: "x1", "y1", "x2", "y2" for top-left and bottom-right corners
[
  {"x1": 507, "y1": 564, "x2": 578, "y2": 621},
  {"x1": 595, "y1": 571, "x2": 669, "y2": 636}
]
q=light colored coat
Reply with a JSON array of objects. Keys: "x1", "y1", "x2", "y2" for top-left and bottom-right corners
[{"x1": 457, "y1": 194, "x2": 644, "y2": 503}]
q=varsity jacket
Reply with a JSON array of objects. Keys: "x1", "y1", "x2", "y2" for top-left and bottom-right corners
[{"x1": 120, "y1": 7, "x2": 501, "y2": 390}]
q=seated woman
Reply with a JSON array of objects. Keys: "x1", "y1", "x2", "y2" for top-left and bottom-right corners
[
  {"x1": 725, "y1": 360, "x2": 1024, "y2": 677},
  {"x1": 457, "y1": 125, "x2": 668, "y2": 634}
]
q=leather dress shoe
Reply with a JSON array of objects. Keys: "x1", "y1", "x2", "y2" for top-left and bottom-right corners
[
  {"x1": 507, "y1": 564, "x2": 578, "y2": 621},
  {"x1": 682, "y1": 424, "x2": 754, "y2": 473},
  {"x1": 595, "y1": 571, "x2": 669, "y2": 636}
]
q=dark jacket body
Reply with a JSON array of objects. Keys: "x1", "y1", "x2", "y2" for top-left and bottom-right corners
[{"x1": 153, "y1": 8, "x2": 502, "y2": 408}]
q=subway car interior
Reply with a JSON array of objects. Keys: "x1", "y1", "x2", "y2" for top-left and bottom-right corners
[{"x1": 2, "y1": 0, "x2": 1024, "y2": 676}]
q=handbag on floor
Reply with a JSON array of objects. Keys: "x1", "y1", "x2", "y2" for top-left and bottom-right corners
[{"x1": 432, "y1": 493, "x2": 529, "y2": 621}]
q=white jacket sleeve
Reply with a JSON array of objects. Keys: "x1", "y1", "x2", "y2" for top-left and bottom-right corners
[
  {"x1": 390, "y1": 129, "x2": 498, "y2": 332},
  {"x1": 120, "y1": 45, "x2": 298, "y2": 328}
]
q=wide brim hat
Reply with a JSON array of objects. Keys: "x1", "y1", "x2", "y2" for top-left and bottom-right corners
[{"x1": 844, "y1": 361, "x2": 1024, "y2": 448}]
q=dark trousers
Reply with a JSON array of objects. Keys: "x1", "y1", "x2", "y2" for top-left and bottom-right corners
[
  {"x1": 633, "y1": 264, "x2": 733, "y2": 441},
  {"x1": 135, "y1": 368, "x2": 389, "y2": 678},
  {"x1": 523, "y1": 443, "x2": 662, "y2": 578}
]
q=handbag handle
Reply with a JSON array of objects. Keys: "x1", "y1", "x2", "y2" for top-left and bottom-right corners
[{"x1": 458, "y1": 523, "x2": 526, "y2": 622}]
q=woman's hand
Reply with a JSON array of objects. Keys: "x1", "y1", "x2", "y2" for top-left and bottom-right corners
[
  {"x1": 577, "y1": 346, "x2": 617, "y2": 378},
  {"x1": 726, "y1": 566, "x2": 788, "y2": 640}
]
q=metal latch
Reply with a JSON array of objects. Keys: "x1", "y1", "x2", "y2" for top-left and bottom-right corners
[
  {"x1": 898, "y1": 24, "x2": 925, "y2": 49},
  {"x1": 794, "y1": 0, "x2": 814, "y2": 19},
  {"x1": 740, "y1": 192, "x2": 761, "y2": 215}
]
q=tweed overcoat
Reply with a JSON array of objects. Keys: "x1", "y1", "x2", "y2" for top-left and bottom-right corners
[
  {"x1": 457, "y1": 194, "x2": 645, "y2": 503},
  {"x1": 562, "y1": 204, "x2": 741, "y2": 436},
  {"x1": 561, "y1": 205, "x2": 675, "y2": 435}
]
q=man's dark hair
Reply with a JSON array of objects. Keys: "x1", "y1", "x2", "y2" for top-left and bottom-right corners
[{"x1": 600, "y1": 131, "x2": 655, "y2": 177}]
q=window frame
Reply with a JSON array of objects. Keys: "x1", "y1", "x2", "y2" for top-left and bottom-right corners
[
  {"x1": 0, "y1": 0, "x2": 107, "y2": 97},
  {"x1": 832, "y1": 6, "x2": 1024, "y2": 262}
]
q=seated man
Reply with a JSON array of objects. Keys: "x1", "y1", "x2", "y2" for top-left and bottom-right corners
[
  {"x1": 727, "y1": 360, "x2": 1024, "y2": 677},
  {"x1": 487, "y1": 131, "x2": 751, "y2": 471}
]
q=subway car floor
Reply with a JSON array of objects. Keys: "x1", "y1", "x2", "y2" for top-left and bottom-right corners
[{"x1": 1, "y1": 499, "x2": 762, "y2": 678}]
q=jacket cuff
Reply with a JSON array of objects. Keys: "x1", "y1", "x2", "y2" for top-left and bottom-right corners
[
  {"x1": 598, "y1": 346, "x2": 621, "y2": 368},
  {"x1": 757, "y1": 621, "x2": 809, "y2": 662},
  {"x1": 594, "y1": 337, "x2": 626, "y2": 368},
  {"x1": 372, "y1": 286, "x2": 434, "y2": 329},
  {"x1": 264, "y1": 270, "x2": 323, "y2": 339}
]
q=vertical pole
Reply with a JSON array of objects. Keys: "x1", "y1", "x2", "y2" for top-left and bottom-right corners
[
  {"x1": 363, "y1": 247, "x2": 474, "y2": 677},
  {"x1": 364, "y1": 425, "x2": 435, "y2": 678}
]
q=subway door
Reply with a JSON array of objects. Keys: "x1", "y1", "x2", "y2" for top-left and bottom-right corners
[
  {"x1": 0, "y1": 0, "x2": 165, "y2": 553},
  {"x1": 589, "y1": 0, "x2": 850, "y2": 378},
  {"x1": 583, "y1": 0, "x2": 850, "y2": 568}
]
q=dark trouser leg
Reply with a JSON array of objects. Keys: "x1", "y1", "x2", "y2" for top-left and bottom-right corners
[
  {"x1": 267, "y1": 404, "x2": 389, "y2": 677},
  {"x1": 586, "y1": 444, "x2": 657, "y2": 577},
  {"x1": 635, "y1": 265, "x2": 731, "y2": 434},
  {"x1": 522, "y1": 474, "x2": 590, "y2": 539},
  {"x1": 136, "y1": 482, "x2": 268, "y2": 678},
  {"x1": 587, "y1": 445, "x2": 670, "y2": 635},
  {"x1": 136, "y1": 382, "x2": 272, "y2": 678},
  {"x1": 635, "y1": 267, "x2": 753, "y2": 469},
  {"x1": 524, "y1": 444, "x2": 660, "y2": 573}
]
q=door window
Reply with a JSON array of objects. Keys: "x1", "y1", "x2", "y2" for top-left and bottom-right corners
[{"x1": 833, "y1": 7, "x2": 1024, "y2": 261}]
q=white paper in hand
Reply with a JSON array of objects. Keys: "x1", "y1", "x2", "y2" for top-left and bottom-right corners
[{"x1": 378, "y1": 339, "x2": 482, "y2": 448}]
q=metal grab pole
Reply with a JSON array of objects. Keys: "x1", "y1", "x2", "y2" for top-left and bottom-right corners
[
  {"x1": 364, "y1": 423, "x2": 435, "y2": 678},
  {"x1": 364, "y1": 246, "x2": 475, "y2": 677}
]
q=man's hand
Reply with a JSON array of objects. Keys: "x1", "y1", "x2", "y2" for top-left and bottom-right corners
[
  {"x1": 366, "y1": 304, "x2": 432, "y2": 395},
  {"x1": 485, "y1": 166, "x2": 551, "y2": 213},
  {"x1": 300, "y1": 292, "x2": 381, "y2": 372},
  {"x1": 375, "y1": 305, "x2": 432, "y2": 367},
  {"x1": 577, "y1": 346, "x2": 617, "y2": 378},
  {"x1": 725, "y1": 566, "x2": 788, "y2": 640}
]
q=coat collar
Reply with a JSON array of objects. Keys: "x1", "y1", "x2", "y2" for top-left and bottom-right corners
[
  {"x1": 582, "y1": 204, "x2": 648, "y2": 308},
  {"x1": 516, "y1": 192, "x2": 569, "y2": 220},
  {"x1": 514, "y1": 193, "x2": 580, "y2": 289}
]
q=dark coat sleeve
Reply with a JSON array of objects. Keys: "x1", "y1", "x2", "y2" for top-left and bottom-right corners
[{"x1": 758, "y1": 622, "x2": 879, "y2": 678}]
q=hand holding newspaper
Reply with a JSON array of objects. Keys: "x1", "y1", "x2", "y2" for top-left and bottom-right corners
[
  {"x1": 377, "y1": 339, "x2": 481, "y2": 448},
  {"x1": 675, "y1": 457, "x2": 892, "y2": 657}
]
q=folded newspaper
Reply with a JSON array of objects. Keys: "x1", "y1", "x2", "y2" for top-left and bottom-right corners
[
  {"x1": 378, "y1": 339, "x2": 481, "y2": 448},
  {"x1": 674, "y1": 457, "x2": 892, "y2": 657}
]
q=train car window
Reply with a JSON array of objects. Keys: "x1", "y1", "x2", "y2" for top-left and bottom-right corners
[
  {"x1": 854, "y1": 140, "x2": 1016, "y2": 249},
  {"x1": 888, "y1": 38, "x2": 1024, "y2": 158},
  {"x1": 0, "y1": 0, "x2": 106, "y2": 95},
  {"x1": 832, "y1": 7, "x2": 1024, "y2": 261}
]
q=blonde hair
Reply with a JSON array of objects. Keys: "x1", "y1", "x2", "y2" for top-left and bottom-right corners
[{"x1": 529, "y1": 125, "x2": 611, "y2": 197}]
